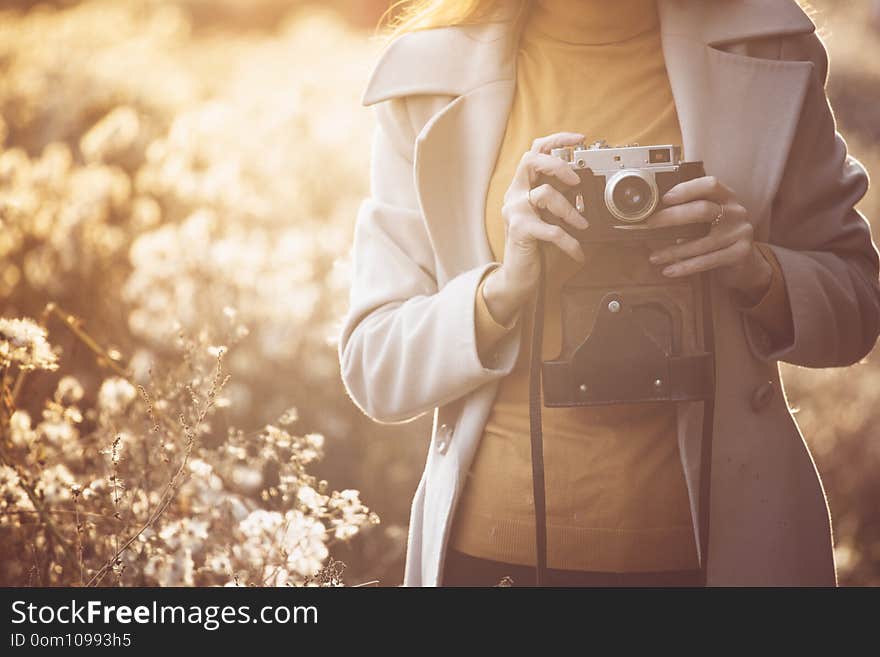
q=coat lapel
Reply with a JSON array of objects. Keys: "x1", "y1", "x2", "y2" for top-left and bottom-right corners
[
  {"x1": 362, "y1": 4, "x2": 524, "y2": 280},
  {"x1": 413, "y1": 79, "x2": 517, "y2": 279},
  {"x1": 658, "y1": 1, "x2": 815, "y2": 224}
]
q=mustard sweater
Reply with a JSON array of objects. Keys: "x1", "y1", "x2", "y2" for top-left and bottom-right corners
[{"x1": 448, "y1": 0, "x2": 791, "y2": 572}]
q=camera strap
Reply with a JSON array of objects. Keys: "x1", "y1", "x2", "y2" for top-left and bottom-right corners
[
  {"x1": 527, "y1": 246, "x2": 550, "y2": 586},
  {"x1": 526, "y1": 247, "x2": 716, "y2": 587}
]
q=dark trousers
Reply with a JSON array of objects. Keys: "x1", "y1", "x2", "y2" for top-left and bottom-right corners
[{"x1": 441, "y1": 548, "x2": 704, "y2": 587}]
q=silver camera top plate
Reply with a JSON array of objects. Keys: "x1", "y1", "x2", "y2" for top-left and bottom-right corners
[{"x1": 552, "y1": 142, "x2": 682, "y2": 173}]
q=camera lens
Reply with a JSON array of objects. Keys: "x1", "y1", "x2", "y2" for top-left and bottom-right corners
[
  {"x1": 605, "y1": 170, "x2": 659, "y2": 223},
  {"x1": 612, "y1": 176, "x2": 653, "y2": 215}
]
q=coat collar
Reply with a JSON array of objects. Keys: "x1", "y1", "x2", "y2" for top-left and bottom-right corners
[
  {"x1": 361, "y1": 0, "x2": 815, "y2": 107},
  {"x1": 362, "y1": 6, "x2": 519, "y2": 106}
]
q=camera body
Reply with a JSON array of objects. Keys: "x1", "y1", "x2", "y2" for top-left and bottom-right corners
[
  {"x1": 538, "y1": 141, "x2": 708, "y2": 243},
  {"x1": 534, "y1": 141, "x2": 715, "y2": 408}
]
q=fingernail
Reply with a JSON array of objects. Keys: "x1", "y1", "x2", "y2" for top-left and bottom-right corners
[
  {"x1": 649, "y1": 254, "x2": 660, "y2": 264},
  {"x1": 662, "y1": 266, "x2": 678, "y2": 276}
]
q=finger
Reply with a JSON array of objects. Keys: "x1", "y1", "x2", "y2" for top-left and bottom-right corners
[
  {"x1": 530, "y1": 132, "x2": 585, "y2": 155},
  {"x1": 519, "y1": 151, "x2": 581, "y2": 186},
  {"x1": 662, "y1": 175, "x2": 733, "y2": 206},
  {"x1": 644, "y1": 199, "x2": 721, "y2": 228},
  {"x1": 527, "y1": 220, "x2": 586, "y2": 264},
  {"x1": 529, "y1": 184, "x2": 589, "y2": 230},
  {"x1": 649, "y1": 230, "x2": 737, "y2": 265},
  {"x1": 649, "y1": 220, "x2": 753, "y2": 264},
  {"x1": 661, "y1": 240, "x2": 751, "y2": 278}
]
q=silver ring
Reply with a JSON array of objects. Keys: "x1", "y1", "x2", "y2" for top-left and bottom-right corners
[{"x1": 711, "y1": 203, "x2": 725, "y2": 226}]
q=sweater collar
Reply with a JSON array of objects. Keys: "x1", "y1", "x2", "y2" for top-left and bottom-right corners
[{"x1": 527, "y1": 0, "x2": 660, "y2": 45}]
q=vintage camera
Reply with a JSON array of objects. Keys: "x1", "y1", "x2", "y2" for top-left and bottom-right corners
[
  {"x1": 533, "y1": 141, "x2": 715, "y2": 408},
  {"x1": 538, "y1": 141, "x2": 709, "y2": 243},
  {"x1": 526, "y1": 143, "x2": 718, "y2": 584}
]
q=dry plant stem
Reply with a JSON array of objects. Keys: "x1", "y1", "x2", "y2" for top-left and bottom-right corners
[
  {"x1": 30, "y1": 303, "x2": 182, "y2": 440},
  {"x1": 86, "y1": 351, "x2": 229, "y2": 587},
  {"x1": 109, "y1": 434, "x2": 123, "y2": 586},
  {"x1": 28, "y1": 544, "x2": 39, "y2": 587},
  {"x1": 10, "y1": 366, "x2": 28, "y2": 408},
  {"x1": 259, "y1": 517, "x2": 294, "y2": 585},
  {"x1": 73, "y1": 489, "x2": 85, "y2": 586},
  {"x1": 0, "y1": 508, "x2": 111, "y2": 520},
  {"x1": 41, "y1": 303, "x2": 130, "y2": 378},
  {"x1": 1, "y1": 367, "x2": 8, "y2": 406}
]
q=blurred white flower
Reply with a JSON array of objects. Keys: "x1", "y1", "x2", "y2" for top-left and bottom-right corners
[
  {"x1": 282, "y1": 509, "x2": 328, "y2": 578},
  {"x1": 329, "y1": 489, "x2": 370, "y2": 541},
  {"x1": 0, "y1": 317, "x2": 58, "y2": 371},
  {"x1": 231, "y1": 465, "x2": 262, "y2": 492},
  {"x1": 36, "y1": 464, "x2": 77, "y2": 503},
  {"x1": 158, "y1": 518, "x2": 210, "y2": 551},
  {"x1": 297, "y1": 485, "x2": 328, "y2": 511},
  {"x1": 188, "y1": 458, "x2": 213, "y2": 478},
  {"x1": 98, "y1": 377, "x2": 137, "y2": 414},
  {"x1": 239, "y1": 509, "x2": 282, "y2": 537},
  {"x1": 55, "y1": 376, "x2": 85, "y2": 404},
  {"x1": 8, "y1": 410, "x2": 34, "y2": 448},
  {"x1": 145, "y1": 547, "x2": 196, "y2": 587}
]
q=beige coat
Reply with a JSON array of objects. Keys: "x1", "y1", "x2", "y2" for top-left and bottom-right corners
[{"x1": 339, "y1": 0, "x2": 880, "y2": 586}]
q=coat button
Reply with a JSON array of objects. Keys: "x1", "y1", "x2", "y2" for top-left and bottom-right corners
[
  {"x1": 435, "y1": 423, "x2": 453, "y2": 454},
  {"x1": 750, "y1": 380, "x2": 775, "y2": 412}
]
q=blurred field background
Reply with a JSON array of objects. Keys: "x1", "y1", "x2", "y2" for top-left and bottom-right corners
[{"x1": 0, "y1": 0, "x2": 877, "y2": 586}]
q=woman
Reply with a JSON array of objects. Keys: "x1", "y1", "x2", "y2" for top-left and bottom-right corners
[{"x1": 339, "y1": 0, "x2": 880, "y2": 586}]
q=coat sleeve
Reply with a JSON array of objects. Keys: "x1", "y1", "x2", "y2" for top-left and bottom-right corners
[
  {"x1": 742, "y1": 31, "x2": 880, "y2": 367},
  {"x1": 338, "y1": 97, "x2": 522, "y2": 423}
]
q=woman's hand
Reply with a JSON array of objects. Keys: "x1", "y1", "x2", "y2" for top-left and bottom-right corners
[
  {"x1": 646, "y1": 175, "x2": 773, "y2": 304},
  {"x1": 481, "y1": 132, "x2": 588, "y2": 325}
]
